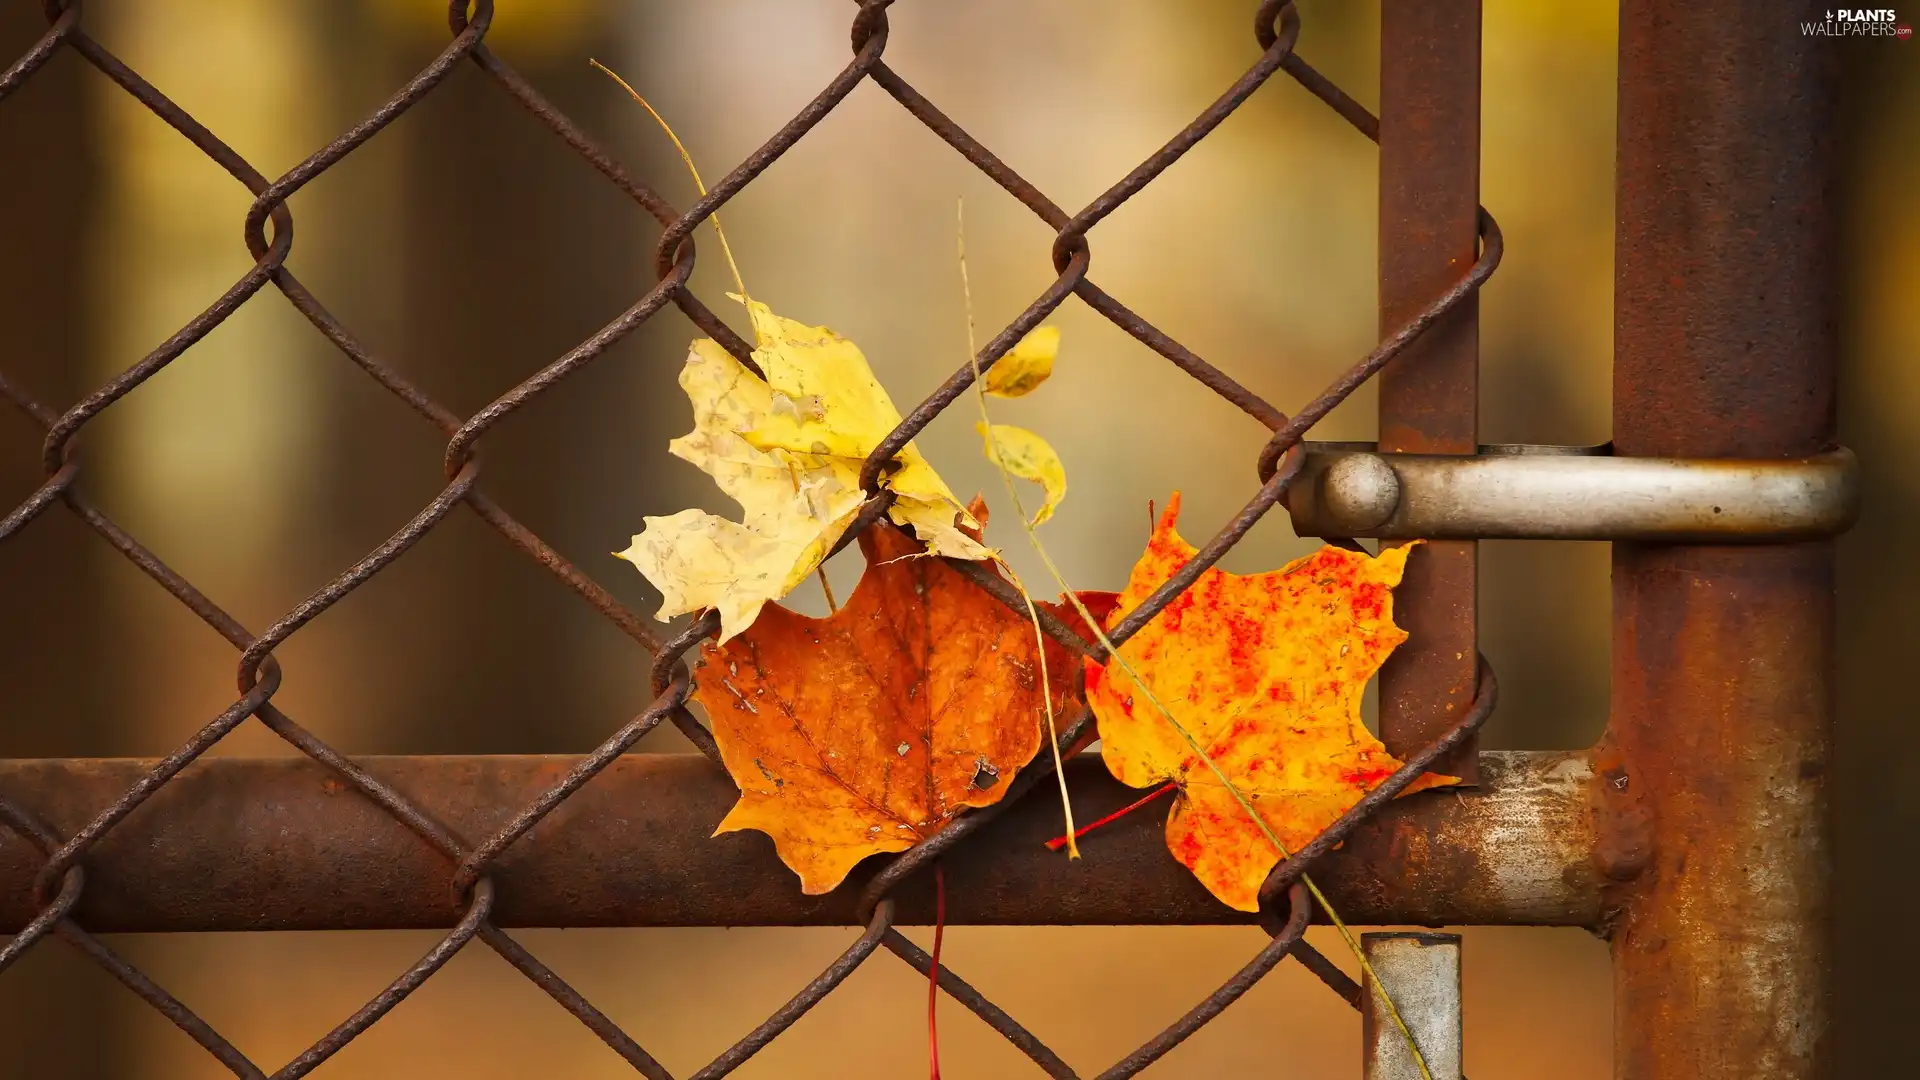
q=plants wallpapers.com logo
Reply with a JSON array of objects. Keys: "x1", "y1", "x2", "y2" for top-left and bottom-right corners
[{"x1": 1802, "y1": 8, "x2": 1914, "y2": 37}]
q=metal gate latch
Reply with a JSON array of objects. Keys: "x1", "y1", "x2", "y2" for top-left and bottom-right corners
[{"x1": 1284, "y1": 443, "x2": 1858, "y2": 542}]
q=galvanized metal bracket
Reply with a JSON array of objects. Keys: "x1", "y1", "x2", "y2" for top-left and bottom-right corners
[
  {"x1": 1284, "y1": 443, "x2": 1859, "y2": 542},
  {"x1": 1362, "y1": 932, "x2": 1464, "y2": 1080}
]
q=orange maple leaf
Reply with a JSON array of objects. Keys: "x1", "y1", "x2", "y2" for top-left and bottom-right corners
[
  {"x1": 693, "y1": 518, "x2": 1113, "y2": 894},
  {"x1": 1085, "y1": 492, "x2": 1457, "y2": 912}
]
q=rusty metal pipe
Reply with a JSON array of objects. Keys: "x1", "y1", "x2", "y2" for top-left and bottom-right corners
[
  {"x1": 0, "y1": 752, "x2": 1604, "y2": 933},
  {"x1": 1376, "y1": 0, "x2": 1482, "y2": 784},
  {"x1": 1610, "y1": 3, "x2": 1837, "y2": 1077}
]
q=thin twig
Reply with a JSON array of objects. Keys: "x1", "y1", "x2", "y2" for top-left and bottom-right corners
[
  {"x1": 927, "y1": 863, "x2": 946, "y2": 1080},
  {"x1": 957, "y1": 199, "x2": 1079, "y2": 859},
  {"x1": 590, "y1": 60, "x2": 750, "y2": 302}
]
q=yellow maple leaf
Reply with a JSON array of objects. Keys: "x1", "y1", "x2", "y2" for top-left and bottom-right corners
[
  {"x1": 617, "y1": 338, "x2": 866, "y2": 641},
  {"x1": 620, "y1": 300, "x2": 995, "y2": 642},
  {"x1": 732, "y1": 298, "x2": 991, "y2": 563}
]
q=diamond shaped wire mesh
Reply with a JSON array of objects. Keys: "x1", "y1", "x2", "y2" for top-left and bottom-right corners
[{"x1": 0, "y1": 2, "x2": 1502, "y2": 1075}]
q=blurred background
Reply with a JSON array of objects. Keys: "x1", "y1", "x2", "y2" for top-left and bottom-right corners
[{"x1": 0, "y1": 0, "x2": 1907, "y2": 1076}]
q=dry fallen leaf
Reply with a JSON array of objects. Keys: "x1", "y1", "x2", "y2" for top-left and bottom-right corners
[
  {"x1": 982, "y1": 326, "x2": 1058, "y2": 399},
  {"x1": 731, "y1": 298, "x2": 991, "y2": 564},
  {"x1": 617, "y1": 337, "x2": 866, "y2": 641},
  {"x1": 620, "y1": 299, "x2": 994, "y2": 643},
  {"x1": 1085, "y1": 492, "x2": 1457, "y2": 912},
  {"x1": 694, "y1": 517, "x2": 1114, "y2": 894},
  {"x1": 977, "y1": 422, "x2": 1067, "y2": 526}
]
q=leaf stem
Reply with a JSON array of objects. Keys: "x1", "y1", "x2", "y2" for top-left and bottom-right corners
[
  {"x1": 1045, "y1": 781, "x2": 1175, "y2": 852},
  {"x1": 590, "y1": 59, "x2": 751, "y2": 303}
]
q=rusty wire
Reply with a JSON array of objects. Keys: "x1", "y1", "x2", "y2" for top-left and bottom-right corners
[{"x1": 0, "y1": 0, "x2": 1503, "y2": 1074}]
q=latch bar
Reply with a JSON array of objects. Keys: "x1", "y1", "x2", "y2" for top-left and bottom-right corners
[{"x1": 1285, "y1": 443, "x2": 1858, "y2": 543}]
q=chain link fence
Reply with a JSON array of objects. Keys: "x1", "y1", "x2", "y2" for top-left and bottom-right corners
[{"x1": 0, "y1": 1, "x2": 1511, "y2": 1075}]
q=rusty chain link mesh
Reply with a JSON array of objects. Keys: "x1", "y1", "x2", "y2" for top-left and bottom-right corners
[{"x1": 0, "y1": 1, "x2": 1506, "y2": 1075}]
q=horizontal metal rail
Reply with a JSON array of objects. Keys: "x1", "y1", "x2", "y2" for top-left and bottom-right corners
[
  {"x1": 0, "y1": 752, "x2": 1601, "y2": 933},
  {"x1": 1285, "y1": 443, "x2": 1857, "y2": 541}
]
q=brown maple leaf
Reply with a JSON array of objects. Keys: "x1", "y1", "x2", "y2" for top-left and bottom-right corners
[
  {"x1": 1086, "y1": 492, "x2": 1457, "y2": 912},
  {"x1": 694, "y1": 517, "x2": 1114, "y2": 894}
]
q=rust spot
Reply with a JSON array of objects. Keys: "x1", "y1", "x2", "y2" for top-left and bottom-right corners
[{"x1": 1591, "y1": 745, "x2": 1652, "y2": 888}]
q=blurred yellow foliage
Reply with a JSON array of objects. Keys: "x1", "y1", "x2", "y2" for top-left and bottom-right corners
[{"x1": 361, "y1": 0, "x2": 605, "y2": 58}]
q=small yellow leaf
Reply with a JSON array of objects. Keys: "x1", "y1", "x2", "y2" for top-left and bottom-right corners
[
  {"x1": 977, "y1": 423, "x2": 1067, "y2": 526},
  {"x1": 984, "y1": 326, "x2": 1058, "y2": 399}
]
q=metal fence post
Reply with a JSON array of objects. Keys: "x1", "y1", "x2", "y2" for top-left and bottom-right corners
[
  {"x1": 1609, "y1": 3, "x2": 1836, "y2": 1077},
  {"x1": 1377, "y1": 0, "x2": 1482, "y2": 784},
  {"x1": 1362, "y1": 932, "x2": 1464, "y2": 1080}
]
